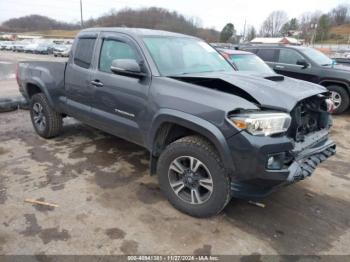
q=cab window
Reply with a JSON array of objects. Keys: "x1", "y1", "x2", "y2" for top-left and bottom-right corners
[
  {"x1": 256, "y1": 49, "x2": 276, "y2": 62},
  {"x1": 99, "y1": 39, "x2": 137, "y2": 73},
  {"x1": 74, "y1": 38, "x2": 96, "y2": 69},
  {"x1": 278, "y1": 49, "x2": 304, "y2": 65}
]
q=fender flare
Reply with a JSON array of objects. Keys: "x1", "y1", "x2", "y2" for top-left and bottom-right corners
[
  {"x1": 319, "y1": 79, "x2": 350, "y2": 93},
  {"x1": 147, "y1": 108, "x2": 236, "y2": 172},
  {"x1": 24, "y1": 77, "x2": 55, "y2": 107}
]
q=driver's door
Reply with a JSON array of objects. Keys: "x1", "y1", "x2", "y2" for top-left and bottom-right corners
[
  {"x1": 89, "y1": 32, "x2": 151, "y2": 146},
  {"x1": 274, "y1": 49, "x2": 318, "y2": 83}
]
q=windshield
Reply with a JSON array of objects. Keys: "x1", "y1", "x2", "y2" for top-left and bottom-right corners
[
  {"x1": 143, "y1": 37, "x2": 234, "y2": 76},
  {"x1": 229, "y1": 54, "x2": 274, "y2": 74},
  {"x1": 300, "y1": 48, "x2": 333, "y2": 66}
]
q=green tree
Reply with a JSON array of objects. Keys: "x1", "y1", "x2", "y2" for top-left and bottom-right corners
[
  {"x1": 281, "y1": 22, "x2": 290, "y2": 35},
  {"x1": 316, "y1": 14, "x2": 331, "y2": 41},
  {"x1": 289, "y1": 18, "x2": 299, "y2": 30},
  {"x1": 220, "y1": 23, "x2": 235, "y2": 42},
  {"x1": 280, "y1": 18, "x2": 299, "y2": 36}
]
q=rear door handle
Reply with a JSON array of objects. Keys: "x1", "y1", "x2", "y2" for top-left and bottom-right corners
[
  {"x1": 275, "y1": 65, "x2": 285, "y2": 69},
  {"x1": 90, "y1": 80, "x2": 104, "y2": 87}
]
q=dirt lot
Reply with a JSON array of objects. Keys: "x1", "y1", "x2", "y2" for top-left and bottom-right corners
[{"x1": 0, "y1": 52, "x2": 350, "y2": 256}]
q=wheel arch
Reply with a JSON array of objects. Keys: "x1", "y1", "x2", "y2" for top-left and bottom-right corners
[
  {"x1": 147, "y1": 109, "x2": 235, "y2": 175},
  {"x1": 319, "y1": 79, "x2": 350, "y2": 94},
  {"x1": 25, "y1": 79, "x2": 55, "y2": 107}
]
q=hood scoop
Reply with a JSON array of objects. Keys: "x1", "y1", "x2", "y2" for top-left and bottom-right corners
[{"x1": 264, "y1": 75, "x2": 285, "y2": 81}]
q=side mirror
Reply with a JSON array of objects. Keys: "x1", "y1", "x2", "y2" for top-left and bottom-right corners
[
  {"x1": 296, "y1": 59, "x2": 310, "y2": 69},
  {"x1": 110, "y1": 59, "x2": 146, "y2": 78}
]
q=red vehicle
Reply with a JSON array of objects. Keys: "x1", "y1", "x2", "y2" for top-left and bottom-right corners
[{"x1": 217, "y1": 48, "x2": 275, "y2": 74}]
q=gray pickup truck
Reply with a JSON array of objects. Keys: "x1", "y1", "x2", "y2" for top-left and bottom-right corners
[{"x1": 17, "y1": 28, "x2": 336, "y2": 217}]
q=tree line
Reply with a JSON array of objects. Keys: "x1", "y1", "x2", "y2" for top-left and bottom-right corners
[
  {"x1": 1, "y1": 4, "x2": 349, "y2": 43},
  {"x1": 0, "y1": 7, "x2": 219, "y2": 42},
  {"x1": 221, "y1": 3, "x2": 350, "y2": 43}
]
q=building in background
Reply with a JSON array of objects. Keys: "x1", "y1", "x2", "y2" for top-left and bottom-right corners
[{"x1": 250, "y1": 37, "x2": 302, "y2": 45}]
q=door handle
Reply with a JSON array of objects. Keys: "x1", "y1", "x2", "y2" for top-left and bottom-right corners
[
  {"x1": 275, "y1": 65, "x2": 285, "y2": 69},
  {"x1": 90, "y1": 80, "x2": 104, "y2": 87}
]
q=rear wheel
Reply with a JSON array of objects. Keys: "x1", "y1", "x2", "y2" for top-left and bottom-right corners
[
  {"x1": 327, "y1": 85, "x2": 349, "y2": 114},
  {"x1": 30, "y1": 93, "x2": 63, "y2": 138},
  {"x1": 157, "y1": 135, "x2": 231, "y2": 217}
]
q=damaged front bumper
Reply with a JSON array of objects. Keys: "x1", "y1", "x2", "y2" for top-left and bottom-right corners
[
  {"x1": 287, "y1": 139, "x2": 336, "y2": 183},
  {"x1": 227, "y1": 129, "x2": 336, "y2": 200}
]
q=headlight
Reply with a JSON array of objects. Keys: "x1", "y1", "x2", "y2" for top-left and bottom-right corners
[{"x1": 229, "y1": 112, "x2": 291, "y2": 136}]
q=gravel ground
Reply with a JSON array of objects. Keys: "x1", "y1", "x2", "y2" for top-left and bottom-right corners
[{"x1": 0, "y1": 52, "x2": 350, "y2": 256}]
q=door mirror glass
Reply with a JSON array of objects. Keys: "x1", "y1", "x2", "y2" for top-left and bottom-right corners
[
  {"x1": 296, "y1": 59, "x2": 310, "y2": 68},
  {"x1": 110, "y1": 59, "x2": 146, "y2": 78}
]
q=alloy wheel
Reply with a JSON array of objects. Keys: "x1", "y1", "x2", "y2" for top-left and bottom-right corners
[
  {"x1": 32, "y1": 102, "x2": 46, "y2": 132},
  {"x1": 330, "y1": 91, "x2": 342, "y2": 109},
  {"x1": 168, "y1": 156, "x2": 214, "y2": 205}
]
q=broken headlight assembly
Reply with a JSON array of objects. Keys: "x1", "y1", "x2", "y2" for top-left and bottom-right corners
[{"x1": 229, "y1": 112, "x2": 291, "y2": 136}]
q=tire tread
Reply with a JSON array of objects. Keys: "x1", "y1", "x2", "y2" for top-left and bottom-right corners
[
  {"x1": 31, "y1": 93, "x2": 62, "y2": 138},
  {"x1": 157, "y1": 135, "x2": 231, "y2": 217}
]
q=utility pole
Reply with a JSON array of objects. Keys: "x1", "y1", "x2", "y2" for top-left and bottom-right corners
[
  {"x1": 242, "y1": 20, "x2": 246, "y2": 43},
  {"x1": 80, "y1": 0, "x2": 84, "y2": 28}
]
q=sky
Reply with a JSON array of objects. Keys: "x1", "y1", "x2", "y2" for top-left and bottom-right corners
[{"x1": 0, "y1": 0, "x2": 348, "y2": 33}]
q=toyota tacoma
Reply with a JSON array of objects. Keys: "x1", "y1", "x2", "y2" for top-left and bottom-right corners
[{"x1": 17, "y1": 28, "x2": 336, "y2": 217}]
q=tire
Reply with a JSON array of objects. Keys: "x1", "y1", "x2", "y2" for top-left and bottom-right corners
[
  {"x1": 327, "y1": 85, "x2": 349, "y2": 114},
  {"x1": 30, "y1": 93, "x2": 63, "y2": 138},
  {"x1": 157, "y1": 135, "x2": 231, "y2": 218},
  {"x1": 0, "y1": 98, "x2": 18, "y2": 113}
]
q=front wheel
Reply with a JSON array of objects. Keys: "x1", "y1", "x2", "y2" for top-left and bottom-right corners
[
  {"x1": 327, "y1": 85, "x2": 349, "y2": 114},
  {"x1": 157, "y1": 136, "x2": 231, "y2": 217},
  {"x1": 30, "y1": 93, "x2": 63, "y2": 138}
]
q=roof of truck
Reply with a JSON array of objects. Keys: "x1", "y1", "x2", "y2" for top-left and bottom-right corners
[
  {"x1": 80, "y1": 27, "x2": 194, "y2": 38},
  {"x1": 216, "y1": 48, "x2": 252, "y2": 55}
]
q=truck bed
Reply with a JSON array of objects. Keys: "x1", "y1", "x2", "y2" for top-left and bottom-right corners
[{"x1": 18, "y1": 61, "x2": 67, "y2": 104}]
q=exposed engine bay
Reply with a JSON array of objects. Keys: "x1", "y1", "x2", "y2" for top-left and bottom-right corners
[{"x1": 288, "y1": 94, "x2": 331, "y2": 142}]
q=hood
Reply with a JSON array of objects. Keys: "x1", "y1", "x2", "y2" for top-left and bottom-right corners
[
  {"x1": 326, "y1": 63, "x2": 350, "y2": 73},
  {"x1": 170, "y1": 72, "x2": 327, "y2": 112}
]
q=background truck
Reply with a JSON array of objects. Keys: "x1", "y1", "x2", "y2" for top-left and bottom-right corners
[{"x1": 17, "y1": 28, "x2": 335, "y2": 217}]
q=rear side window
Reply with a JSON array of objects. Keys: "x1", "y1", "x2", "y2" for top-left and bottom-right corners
[
  {"x1": 278, "y1": 49, "x2": 304, "y2": 65},
  {"x1": 256, "y1": 49, "x2": 276, "y2": 62},
  {"x1": 74, "y1": 38, "x2": 96, "y2": 69},
  {"x1": 246, "y1": 48, "x2": 258, "y2": 54},
  {"x1": 99, "y1": 39, "x2": 137, "y2": 73}
]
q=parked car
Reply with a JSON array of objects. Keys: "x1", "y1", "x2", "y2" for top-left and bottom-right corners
[
  {"x1": 4, "y1": 41, "x2": 14, "y2": 51},
  {"x1": 53, "y1": 44, "x2": 71, "y2": 57},
  {"x1": 0, "y1": 41, "x2": 12, "y2": 50},
  {"x1": 17, "y1": 28, "x2": 336, "y2": 217},
  {"x1": 35, "y1": 43, "x2": 54, "y2": 54},
  {"x1": 243, "y1": 45, "x2": 350, "y2": 114},
  {"x1": 13, "y1": 41, "x2": 30, "y2": 52},
  {"x1": 24, "y1": 43, "x2": 39, "y2": 53},
  {"x1": 217, "y1": 49, "x2": 275, "y2": 74},
  {"x1": 1, "y1": 41, "x2": 15, "y2": 51}
]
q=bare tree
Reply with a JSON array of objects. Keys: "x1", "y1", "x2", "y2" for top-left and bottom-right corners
[
  {"x1": 330, "y1": 4, "x2": 349, "y2": 25},
  {"x1": 299, "y1": 11, "x2": 322, "y2": 43},
  {"x1": 247, "y1": 26, "x2": 256, "y2": 41},
  {"x1": 260, "y1": 10, "x2": 288, "y2": 37}
]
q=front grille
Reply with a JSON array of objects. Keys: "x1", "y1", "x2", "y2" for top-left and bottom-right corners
[{"x1": 288, "y1": 95, "x2": 330, "y2": 142}]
